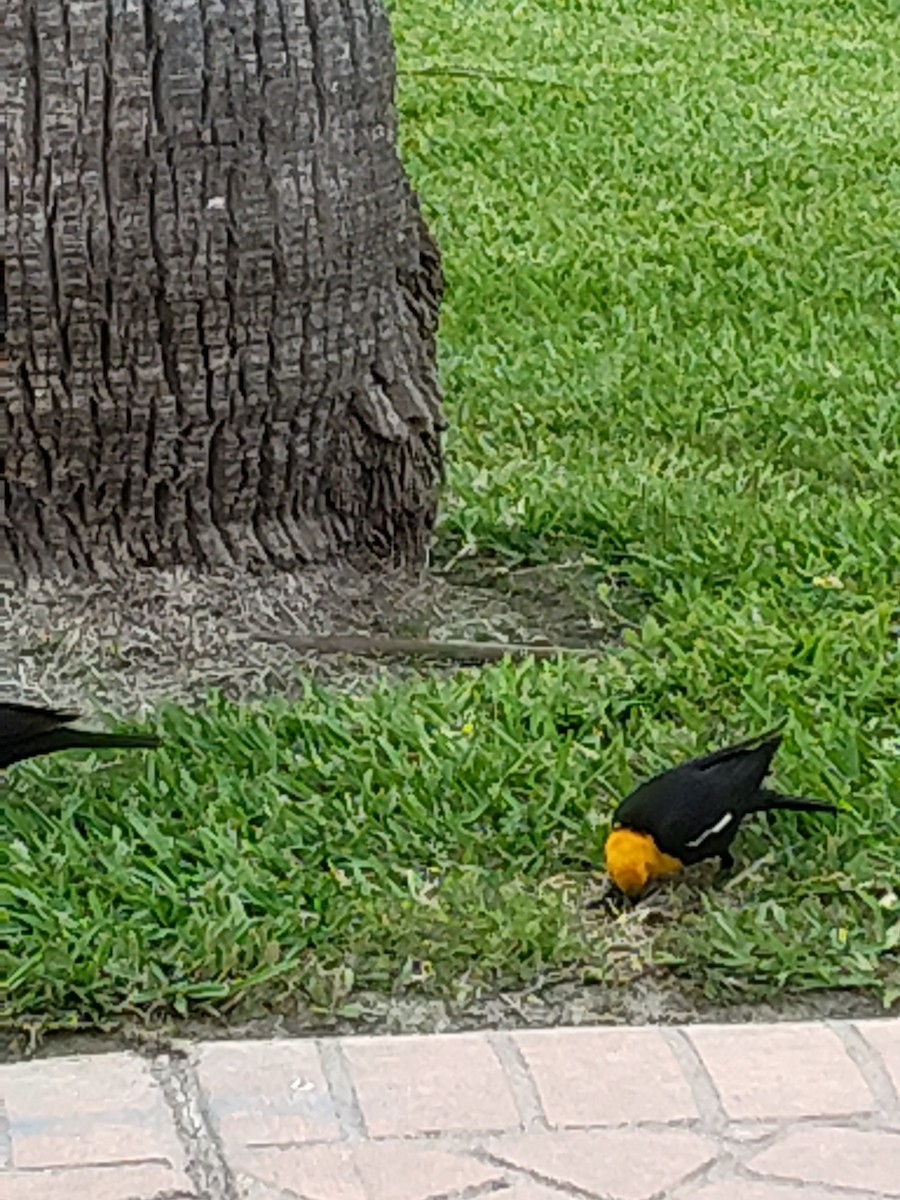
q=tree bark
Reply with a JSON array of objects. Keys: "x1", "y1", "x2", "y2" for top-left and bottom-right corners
[{"x1": 1, "y1": 0, "x2": 444, "y2": 577}]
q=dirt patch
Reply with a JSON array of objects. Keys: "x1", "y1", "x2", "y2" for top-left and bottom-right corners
[{"x1": 0, "y1": 557, "x2": 619, "y2": 717}]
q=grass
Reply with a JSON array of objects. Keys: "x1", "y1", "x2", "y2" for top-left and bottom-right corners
[{"x1": 4, "y1": 0, "x2": 900, "y2": 1030}]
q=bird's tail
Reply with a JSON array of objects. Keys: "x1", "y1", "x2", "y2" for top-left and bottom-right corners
[
  {"x1": 755, "y1": 787, "x2": 837, "y2": 815},
  {"x1": 40, "y1": 729, "x2": 160, "y2": 755}
]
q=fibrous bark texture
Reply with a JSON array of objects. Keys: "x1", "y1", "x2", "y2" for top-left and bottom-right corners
[{"x1": 1, "y1": 0, "x2": 444, "y2": 577}]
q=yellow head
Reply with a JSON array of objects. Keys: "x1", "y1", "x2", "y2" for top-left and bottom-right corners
[{"x1": 604, "y1": 829, "x2": 683, "y2": 896}]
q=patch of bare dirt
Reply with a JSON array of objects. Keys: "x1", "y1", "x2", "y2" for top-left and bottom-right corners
[
  {"x1": 0, "y1": 556, "x2": 619, "y2": 715},
  {"x1": 0, "y1": 558, "x2": 617, "y2": 717}
]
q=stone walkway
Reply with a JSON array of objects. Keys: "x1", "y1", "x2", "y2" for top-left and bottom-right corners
[{"x1": 2, "y1": 1020, "x2": 900, "y2": 1199}]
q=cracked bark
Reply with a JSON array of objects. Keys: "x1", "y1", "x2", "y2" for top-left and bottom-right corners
[{"x1": 1, "y1": 0, "x2": 444, "y2": 578}]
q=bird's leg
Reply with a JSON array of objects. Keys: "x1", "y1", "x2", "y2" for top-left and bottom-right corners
[{"x1": 718, "y1": 851, "x2": 735, "y2": 871}]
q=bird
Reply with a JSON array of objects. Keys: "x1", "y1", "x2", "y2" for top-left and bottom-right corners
[
  {"x1": 0, "y1": 700, "x2": 160, "y2": 771},
  {"x1": 604, "y1": 727, "x2": 837, "y2": 896}
]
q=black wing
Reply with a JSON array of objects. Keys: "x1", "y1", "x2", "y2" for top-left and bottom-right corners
[
  {"x1": 613, "y1": 732, "x2": 782, "y2": 861},
  {"x1": 686, "y1": 725, "x2": 784, "y2": 771}
]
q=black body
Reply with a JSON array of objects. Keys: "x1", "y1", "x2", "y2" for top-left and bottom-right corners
[
  {"x1": 0, "y1": 701, "x2": 159, "y2": 770},
  {"x1": 613, "y1": 728, "x2": 837, "y2": 868}
]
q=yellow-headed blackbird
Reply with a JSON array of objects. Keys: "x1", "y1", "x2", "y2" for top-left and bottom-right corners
[
  {"x1": 0, "y1": 701, "x2": 159, "y2": 770},
  {"x1": 605, "y1": 728, "x2": 837, "y2": 896}
]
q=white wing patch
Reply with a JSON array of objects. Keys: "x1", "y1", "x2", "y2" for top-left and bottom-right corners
[{"x1": 685, "y1": 812, "x2": 734, "y2": 848}]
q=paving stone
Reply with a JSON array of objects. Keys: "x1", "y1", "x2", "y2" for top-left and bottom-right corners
[
  {"x1": 688, "y1": 1022, "x2": 873, "y2": 1120},
  {"x1": 341, "y1": 1032, "x2": 519, "y2": 1137},
  {"x1": 0, "y1": 1163, "x2": 196, "y2": 1200},
  {"x1": 486, "y1": 1128, "x2": 717, "y2": 1200},
  {"x1": 683, "y1": 1180, "x2": 848, "y2": 1200},
  {"x1": 237, "y1": 1182, "x2": 288, "y2": 1200},
  {"x1": 230, "y1": 1142, "x2": 504, "y2": 1200},
  {"x1": 193, "y1": 1039, "x2": 340, "y2": 1147},
  {"x1": 353, "y1": 1143, "x2": 504, "y2": 1200},
  {"x1": 856, "y1": 1019, "x2": 900, "y2": 1103},
  {"x1": 513, "y1": 1026, "x2": 698, "y2": 1126},
  {"x1": 233, "y1": 1145, "x2": 364, "y2": 1200},
  {"x1": 4, "y1": 1021, "x2": 900, "y2": 1200},
  {"x1": 497, "y1": 1184, "x2": 582, "y2": 1199},
  {"x1": 748, "y1": 1127, "x2": 900, "y2": 1196},
  {"x1": 0, "y1": 1053, "x2": 189, "y2": 1182},
  {"x1": 723, "y1": 1123, "x2": 781, "y2": 1144}
]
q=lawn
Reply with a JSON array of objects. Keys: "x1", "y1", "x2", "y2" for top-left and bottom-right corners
[{"x1": 4, "y1": 0, "x2": 900, "y2": 1031}]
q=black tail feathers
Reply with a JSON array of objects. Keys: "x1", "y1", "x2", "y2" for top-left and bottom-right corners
[
  {"x1": 55, "y1": 730, "x2": 161, "y2": 752},
  {"x1": 756, "y1": 787, "x2": 838, "y2": 815}
]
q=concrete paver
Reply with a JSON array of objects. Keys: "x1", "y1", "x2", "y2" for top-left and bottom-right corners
[
  {"x1": 686, "y1": 1021, "x2": 875, "y2": 1120},
  {"x1": 485, "y1": 1128, "x2": 718, "y2": 1199},
  {"x1": 2, "y1": 1018, "x2": 900, "y2": 1200},
  {"x1": 194, "y1": 1038, "x2": 341, "y2": 1146},
  {"x1": 746, "y1": 1126, "x2": 900, "y2": 1197},
  {"x1": 0, "y1": 1163, "x2": 196, "y2": 1200},
  {"x1": 230, "y1": 1144, "x2": 364, "y2": 1200},
  {"x1": 513, "y1": 1025, "x2": 698, "y2": 1126},
  {"x1": 494, "y1": 1185, "x2": 582, "y2": 1200},
  {"x1": 0, "y1": 1052, "x2": 195, "y2": 1197},
  {"x1": 231, "y1": 1142, "x2": 506, "y2": 1200},
  {"x1": 681, "y1": 1182, "x2": 864, "y2": 1200},
  {"x1": 856, "y1": 1017, "x2": 900, "y2": 1100},
  {"x1": 340, "y1": 1031, "x2": 520, "y2": 1136}
]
